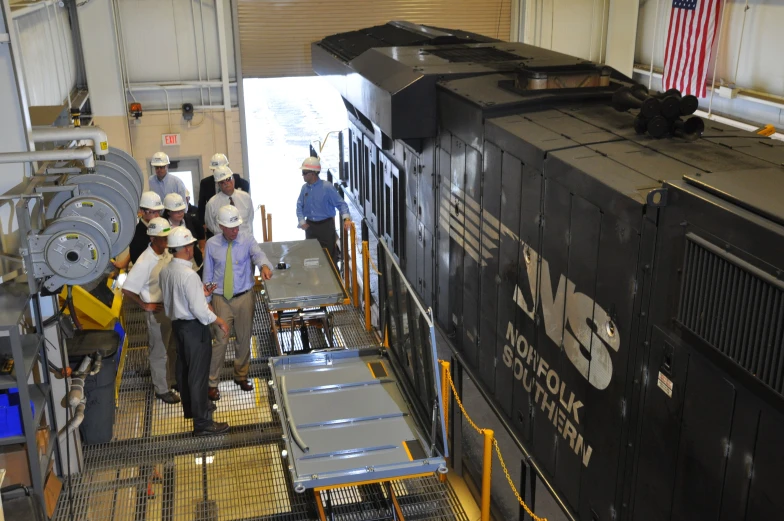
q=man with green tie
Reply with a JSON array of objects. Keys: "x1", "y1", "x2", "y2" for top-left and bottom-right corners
[{"x1": 203, "y1": 205, "x2": 273, "y2": 401}]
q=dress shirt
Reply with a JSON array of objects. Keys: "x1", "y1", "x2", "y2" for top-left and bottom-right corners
[
  {"x1": 296, "y1": 180, "x2": 350, "y2": 227},
  {"x1": 160, "y1": 258, "x2": 217, "y2": 325},
  {"x1": 203, "y1": 231, "x2": 272, "y2": 298},
  {"x1": 198, "y1": 174, "x2": 250, "y2": 227},
  {"x1": 122, "y1": 245, "x2": 171, "y2": 303},
  {"x1": 205, "y1": 189, "x2": 254, "y2": 237},
  {"x1": 148, "y1": 173, "x2": 187, "y2": 202}
]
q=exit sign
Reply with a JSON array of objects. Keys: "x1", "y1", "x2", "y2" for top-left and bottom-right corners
[{"x1": 162, "y1": 133, "x2": 180, "y2": 146}]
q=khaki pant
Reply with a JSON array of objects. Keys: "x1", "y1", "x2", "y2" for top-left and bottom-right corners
[
  {"x1": 209, "y1": 291, "x2": 254, "y2": 387},
  {"x1": 146, "y1": 310, "x2": 177, "y2": 394}
]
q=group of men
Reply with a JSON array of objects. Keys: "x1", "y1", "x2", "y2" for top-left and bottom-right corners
[{"x1": 121, "y1": 152, "x2": 351, "y2": 436}]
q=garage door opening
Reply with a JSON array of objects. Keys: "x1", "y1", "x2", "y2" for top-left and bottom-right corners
[{"x1": 244, "y1": 76, "x2": 348, "y2": 242}]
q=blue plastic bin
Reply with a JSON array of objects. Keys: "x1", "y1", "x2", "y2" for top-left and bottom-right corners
[{"x1": 0, "y1": 388, "x2": 35, "y2": 438}]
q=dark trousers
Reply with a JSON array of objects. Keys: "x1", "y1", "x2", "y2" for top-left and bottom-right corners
[
  {"x1": 172, "y1": 319, "x2": 212, "y2": 431},
  {"x1": 305, "y1": 218, "x2": 337, "y2": 263}
]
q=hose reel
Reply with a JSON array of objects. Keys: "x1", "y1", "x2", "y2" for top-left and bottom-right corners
[{"x1": 29, "y1": 216, "x2": 112, "y2": 292}]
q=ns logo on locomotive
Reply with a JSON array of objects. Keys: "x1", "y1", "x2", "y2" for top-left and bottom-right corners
[{"x1": 500, "y1": 239, "x2": 621, "y2": 468}]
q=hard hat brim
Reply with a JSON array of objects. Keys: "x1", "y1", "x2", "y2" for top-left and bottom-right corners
[
  {"x1": 142, "y1": 203, "x2": 165, "y2": 211},
  {"x1": 165, "y1": 204, "x2": 187, "y2": 212},
  {"x1": 148, "y1": 229, "x2": 172, "y2": 237},
  {"x1": 217, "y1": 217, "x2": 243, "y2": 228}
]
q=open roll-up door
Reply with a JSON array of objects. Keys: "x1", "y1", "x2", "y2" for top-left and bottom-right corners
[{"x1": 237, "y1": 0, "x2": 511, "y2": 78}]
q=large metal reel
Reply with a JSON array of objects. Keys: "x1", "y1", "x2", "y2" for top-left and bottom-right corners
[
  {"x1": 54, "y1": 195, "x2": 128, "y2": 258},
  {"x1": 93, "y1": 160, "x2": 142, "y2": 203},
  {"x1": 29, "y1": 216, "x2": 112, "y2": 292},
  {"x1": 103, "y1": 147, "x2": 144, "y2": 199},
  {"x1": 46, "y1": 175, "x2": 137, "y2": 254}
]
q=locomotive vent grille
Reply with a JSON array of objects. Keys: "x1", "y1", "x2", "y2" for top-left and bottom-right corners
[{"x1": 677, "y1": 234, "x2": 784, "y2": 395}]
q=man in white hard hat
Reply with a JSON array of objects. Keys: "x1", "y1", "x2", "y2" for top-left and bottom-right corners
[
  {"x1": 122, "y1": 218, "x2": 180, "y2": 404},
  {"x1": 198, "y1": 153, "x2": 250, "y2": 238},
  {"x1": 164, "y1": 193, "x2": 205, "y2": 275},
  {"x1": 203, "y1": 205, "x2": 273, "y2": 400},
  {"x1": 184, "y1": 189, "x2": 199, "y2": 225},
  {"x1": 205, "y1": 165, "x2": 254, "y2": 238},
  {"x1": 160, "y1": 226, "x2": 230, "y2": 436},
  {"x1": 119, "y1": 191, "x2": 166, "y2": 268},
  {"x1": 149, "y1": 151, "x2": 187, "y2": 202},
  {"x1": 296, "y1": 156, "x2": 352, "y2": 262}
]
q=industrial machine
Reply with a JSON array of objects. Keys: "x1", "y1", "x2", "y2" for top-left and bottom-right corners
[
  {"x1": 260, "y1": 239, "x2": 350, "y2": 352},
  {"x1": 312, "y1": 22, "x2": 784, "y2": 521}
]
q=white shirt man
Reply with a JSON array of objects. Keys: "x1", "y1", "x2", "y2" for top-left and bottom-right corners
[
  {"x1": 205, "y1": 165, "x2": 254, "y2": 238},
  {"x1": 121, "y1": 218, "x2": 179, "y2": 404}
]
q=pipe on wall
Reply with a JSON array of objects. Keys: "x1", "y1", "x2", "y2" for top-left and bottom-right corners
[
  {"x1": 30, "y1": 126, "x2": 108, "y2": 156},
  {"x1": 0, "y1": 147, "x2": 95, "y2": 168}
]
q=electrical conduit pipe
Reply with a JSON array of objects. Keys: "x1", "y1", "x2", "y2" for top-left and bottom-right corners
[
  {"x1": 0, "y1": 147, "x2": 95, "y2": 168},
  {"x1": 30, "y1": 126, "x2": 108, "y2": 156}
]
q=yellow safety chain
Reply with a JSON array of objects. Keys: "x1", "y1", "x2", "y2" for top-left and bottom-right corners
[
  {"x1": 444, "y1": 370, "x2": 547, "y2": 521},
  {"x1": 368, "y1": 254, "x2": 382, "y2": 276}
]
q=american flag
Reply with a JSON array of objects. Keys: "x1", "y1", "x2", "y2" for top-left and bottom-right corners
[{"x1": 662, "y1": 0, "x2": 722, "y2": 98}]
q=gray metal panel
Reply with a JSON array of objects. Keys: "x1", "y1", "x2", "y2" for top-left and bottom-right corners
[
  {"x1": 701, "y1": 136, "x2": 784, "y2": 166},
  {"x1": 258, "y1": 240, "x2": 346, "y2": 310},
  {"x1": 486, "y1": 115, "x2": 580, "y2": 171},
  {"x1": 418, "y1": 140, "x2": 437, "y2": 233},
  {"x1": 269, "y1": 348, "x2": 447, "y2": 491}
]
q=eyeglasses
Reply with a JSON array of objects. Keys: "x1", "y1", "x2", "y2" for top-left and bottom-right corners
[
  {"x1": 218, "y1": 178, "x2": 233, "y2": 185},
  {"x1": 302, "y1": 171, "x2": 313, "y2": 176}
]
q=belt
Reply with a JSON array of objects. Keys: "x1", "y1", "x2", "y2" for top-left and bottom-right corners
[
  {"x1": 216, "y1": 290, "x2": 249, "y2": 300},
  {"x1": 306, "y1": 217, "x2": 334, "y2": 225}
]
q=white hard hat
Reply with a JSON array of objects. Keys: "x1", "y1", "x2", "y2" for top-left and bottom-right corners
[
  {"x1": 163, "y1": 193, "x2": 187, "y2": 212},
  {"x1": 213, "y1": 165, "x2": 233, "y2": 183},
  {"x1": 301, "y1": 156, "x2": 321, "y2": 172},
  {"x1": 210, "y1": 153, "x2": 229, "y2": 170},
  {"x1": 216, "y1": 205, "x2": 243, "y2": 228},
  {"x1": 147, "y1": 217, "x2": 172, "y2": 237},
  {"x1": 185, "y1": 189, "x2": 191, "y2": 198},
  {"x1": 140, "y1": 191, "x2": 164, "y2": 211},
  {"x1": 167, "y1": 226, "x2": 196, "y2": 248},
  {"x1": 151, "y1": 151, "x2": 170, "y2": 167}
]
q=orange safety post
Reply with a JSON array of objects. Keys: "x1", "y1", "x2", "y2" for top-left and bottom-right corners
[
  {"x1": 260, "y1": 205, "x2": 268, "y2": 242},
  {"x1": 267, "y1": 214, "x2": 273, "y2": 241},
  {"x1": 342, "y1": 228, "x2": 350, "y2": 294},
  {"x1": 363, "y1": 241, "x2": 371, "y2": 331},
  {"x1": 350, "y1": 223, "x2": 359, "y2": 307},
  {"x1": 481, "y1": 429, "x2": 494, "y2": 521}
]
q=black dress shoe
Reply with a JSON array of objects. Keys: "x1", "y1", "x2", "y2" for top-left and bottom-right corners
[
  {"x1": 234, "y1": 379, "x2": 253, "y2": 391},
  {"x1": 208, "y1": 387, "x2": 220, "y2": 401},
  {"x1": 156, "y1": 391, "x2": 181, "y2": 404},
  {"x1": 194, "y1": 421, "x2": 230, "y2": 437}
]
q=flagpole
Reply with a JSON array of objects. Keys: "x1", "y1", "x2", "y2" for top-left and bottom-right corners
[{"x1": 708, "y1": 0, "x2": 730, "y2": 116}]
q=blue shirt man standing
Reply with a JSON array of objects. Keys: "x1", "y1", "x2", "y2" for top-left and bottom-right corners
[
  {"x1": 149, "y1": 151, "x2": 187, "y2": 201},
  {"x1": 296, "y1": 156, "x2": 352, "y2": 262},
  {"x1": 203, "y1": 205, "x2": 273, "y2": 401}
]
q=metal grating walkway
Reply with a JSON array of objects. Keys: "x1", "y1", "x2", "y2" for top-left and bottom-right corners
[{"x1": 53, "y1": 290, "x2": 467, "y2": 521}]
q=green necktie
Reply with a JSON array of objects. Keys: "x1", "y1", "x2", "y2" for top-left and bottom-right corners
[{"x1": 224, "y1": 241, "x2": 233, "y2": 299}]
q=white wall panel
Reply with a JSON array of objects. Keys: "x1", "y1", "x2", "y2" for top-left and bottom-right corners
[
  {"x1": 13, "y1": 2, "x2": 76, "y2": 107},
  {"x1": 523, "y1": 0, "x2": 608, "y2": 62},
  {"x1": 118, "y1": 0, "x2": 235, "y2": 83}
]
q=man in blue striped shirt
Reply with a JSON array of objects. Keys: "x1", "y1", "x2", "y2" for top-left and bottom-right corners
[
  {"x1": 203, "y1": 205, "x2": 273, "y2": 401},
  {"x1": 149, "y1": 151, "x2": 187, "y2": 202},
  {"x1": 296, "y1": 156, "x2": 352, "y2": 263}
]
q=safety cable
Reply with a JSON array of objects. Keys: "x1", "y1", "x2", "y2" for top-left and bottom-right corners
[{"x1": 443, "y1": 369, "x2": 547, "y2": 521}]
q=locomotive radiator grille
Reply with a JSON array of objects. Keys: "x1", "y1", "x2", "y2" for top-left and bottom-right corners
[{"x1": 677, "y1": 234, "x2": 784, "y2": 395}]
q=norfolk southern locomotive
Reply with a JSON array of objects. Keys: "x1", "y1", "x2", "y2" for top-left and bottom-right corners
[{"x1": 313, "y1": 21, "x2": 784, "y2": 521}]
